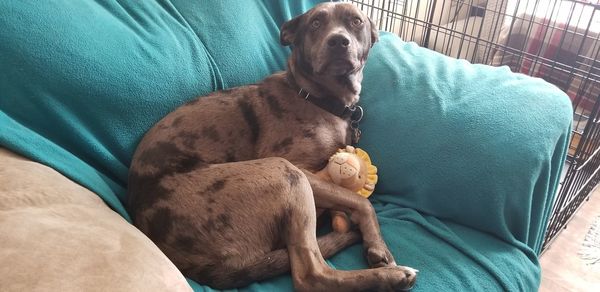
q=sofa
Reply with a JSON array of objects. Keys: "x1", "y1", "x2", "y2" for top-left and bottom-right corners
[{"x1": 0, "y1": 1, "x2": 572, "y2": 291}]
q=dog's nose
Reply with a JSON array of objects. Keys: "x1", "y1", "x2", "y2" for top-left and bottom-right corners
[{"x1": 327, "y1": 34, "x2": 350, "y2": 49}]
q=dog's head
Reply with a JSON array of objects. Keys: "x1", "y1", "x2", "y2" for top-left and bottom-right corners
[{"x1": 280, "y1": 2, "x2": 378, "y2": 78}]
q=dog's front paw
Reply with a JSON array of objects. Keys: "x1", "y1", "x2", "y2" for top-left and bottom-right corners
[
  {"x1": 365, "y1": 242, "x2": 397, "y2": 268},
  {"x1": 372, "y1": 265, "x2": 418, "y2": 291},
  {"x1": 395, "y1": 265, "x2": 418, "y2": 291}
]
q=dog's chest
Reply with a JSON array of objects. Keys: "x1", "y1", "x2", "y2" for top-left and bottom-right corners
[{"x1": 256, "y1": 102, "x2": 351, "y2": 171}]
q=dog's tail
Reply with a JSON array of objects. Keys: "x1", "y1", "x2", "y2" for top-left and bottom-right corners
[
  {"x1": 196, "y1": 231, "x2": 361, "y2": 289},
  {"x1": 317, "y1": 230, "x2": 362, "y2": 259}
]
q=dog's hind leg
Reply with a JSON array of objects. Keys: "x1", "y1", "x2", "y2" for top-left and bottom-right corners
[
  {"x1": 204, "y1": 159, "x2": 417, "y2": 291},
  {"x1": 195, "y1": 231, "x2": 361, "y2": 289},
  {"x1": 279, "y1": 170, "x2": 417, "y2": 291},
  {"x1": 140, "y1": 156, "x2": 414, "y2": 291}
]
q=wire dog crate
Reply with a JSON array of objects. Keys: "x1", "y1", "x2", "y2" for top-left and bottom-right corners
[{"x1": 347, "y1": 0, "x2": 600, "y2": 252}]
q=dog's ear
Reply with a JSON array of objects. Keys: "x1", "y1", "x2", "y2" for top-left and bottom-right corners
[
  {"x1": 368, "y1": 18, "x2": 379, "y2": 47},
  {"x1": 280, "y1": 15, "x2": 303, "y2": 46}
]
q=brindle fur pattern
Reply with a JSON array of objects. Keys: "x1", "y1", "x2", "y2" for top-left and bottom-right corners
[{"x1": 128, "y1": 3, "x2": 417, "y2": 291}]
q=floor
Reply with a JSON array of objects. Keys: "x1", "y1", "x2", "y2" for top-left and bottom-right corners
[{"x1": 540, "y1": 187, "x2": 600, "y2": 292}]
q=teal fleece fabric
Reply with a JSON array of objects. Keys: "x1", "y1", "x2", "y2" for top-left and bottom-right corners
[
  {"x1": 0, "y1": 0, "x2": 321, "y2": 221},
  {"x1": 349, "y1": 34, "x2": 572, "y2": 291},
  {"x1": 0, "y1": 1, "x2": 572, "y2": 291}
]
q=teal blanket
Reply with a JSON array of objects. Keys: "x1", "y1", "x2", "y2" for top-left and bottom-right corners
[{"x1": 0, "y1": 1, "x2": 572, "y2": 291}]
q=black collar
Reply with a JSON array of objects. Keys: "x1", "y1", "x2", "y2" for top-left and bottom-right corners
[
  {"x1": 293, "y1": 86, "x2": 364, "y2": 144},
  {"x1": 296, "y1": 88, "x2": 364, "y2": 124}
]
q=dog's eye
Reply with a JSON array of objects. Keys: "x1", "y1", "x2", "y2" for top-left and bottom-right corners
[
  {"x1": 351, "y1": 17, "x2": 364, "y2": 27},
  {"x1": 311, "y1": 19, "x2": 321, "y2": 29}
]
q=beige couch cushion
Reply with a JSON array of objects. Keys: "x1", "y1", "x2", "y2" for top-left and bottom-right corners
[{"x1": 0, "y1": 148, "x2": 191, "y2": 292}]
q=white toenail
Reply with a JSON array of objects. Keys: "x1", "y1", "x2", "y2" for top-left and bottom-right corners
[{"x1": 405, "y1": 267, "x2": 419, "y2": 273}]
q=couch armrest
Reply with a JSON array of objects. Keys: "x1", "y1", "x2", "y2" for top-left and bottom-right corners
[
  {"x1": 358, "y1": 33, "x2": 572, "y2": 253},
  {"x1": 0, "y1": 148, "x2": 191, "y2": 291}
]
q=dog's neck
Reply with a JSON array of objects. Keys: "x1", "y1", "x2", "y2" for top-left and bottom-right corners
[{"x1": 286, "y1": 53, "x2": 362, "y2": 107}]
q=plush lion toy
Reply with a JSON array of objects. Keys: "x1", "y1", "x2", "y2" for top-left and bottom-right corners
[{"x1": 315, "y1": 145, "x2": 378, "y2": 233}]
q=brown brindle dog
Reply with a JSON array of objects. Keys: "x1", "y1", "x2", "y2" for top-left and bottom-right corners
[{"x1": 128, "y1": 2, "x2": 417, "y2": 291}]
